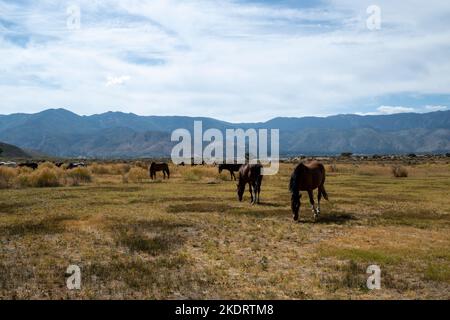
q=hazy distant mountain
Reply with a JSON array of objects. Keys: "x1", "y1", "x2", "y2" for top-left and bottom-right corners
[
  {"x1": 0, "y1": 141, "x2": 31, "y2": 159},
  {"x1": 0, "y1": 108, "x2": 449, "y2": 157}
]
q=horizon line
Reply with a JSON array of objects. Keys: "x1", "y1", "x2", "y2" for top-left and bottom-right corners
[{"x1": 1, "y1": 107, "x2": 448, "y2": 124}]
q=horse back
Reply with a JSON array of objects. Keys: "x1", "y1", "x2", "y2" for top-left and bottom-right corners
[
  {"x1": 239, "y1": 163, "x2": 262, "y2": 182},
  {"x1": 296, "y1": 161, "x2": 325, "y2": 190}
]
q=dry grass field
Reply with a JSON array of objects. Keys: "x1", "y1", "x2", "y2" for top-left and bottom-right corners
[{"x1": 0, "y1": 160, "x2": 449, "y2": 299}]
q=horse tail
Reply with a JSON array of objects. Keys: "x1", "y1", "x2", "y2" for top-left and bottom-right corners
[
  {"x1": 320, "y1": 185, "x2": 329, "y2": 201},
  {"x1": 166, "y1": 165, "x2": 170, "y2": 179},
  {"x1": 319, "y1": 164, "x2": 329, "y2": 201}
]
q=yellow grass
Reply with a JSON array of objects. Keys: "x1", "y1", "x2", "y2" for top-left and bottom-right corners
[{"x1": 0, "y1": 160, "x2": 449, "y2": 299}]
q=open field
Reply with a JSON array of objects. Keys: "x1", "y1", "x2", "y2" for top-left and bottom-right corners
[{"x1": 0, "y1": 161, "x2": 449, "y2": 299}]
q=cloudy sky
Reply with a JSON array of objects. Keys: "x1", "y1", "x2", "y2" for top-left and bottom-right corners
[{"x1": 1, "y1": 0, "x2": 449, "y2": 122}]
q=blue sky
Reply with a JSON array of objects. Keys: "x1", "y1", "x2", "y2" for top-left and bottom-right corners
[{"x1": 0, "y1": 0, "x2": 449, "y2": 121}]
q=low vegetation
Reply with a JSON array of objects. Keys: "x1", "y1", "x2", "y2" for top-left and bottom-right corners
[
  {"x1": 125, "y1": 167, "x2": 149, "y2": 183},
  {"x1": 391, "y1": 165, "x2": 409, "y2": 178},
  {"x1": 0, "y1": 166, "x2": 92, "y2": 188},
  {"x1": 0, "y1": 159, "x2": 449, "y2": 299}
]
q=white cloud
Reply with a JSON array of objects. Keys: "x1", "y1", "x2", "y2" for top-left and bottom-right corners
[
  {"x1": 425, "y1": 105, "x2": 448, "y2": 112},
  {"x1": 357, "y1": 104, "x2": 450, "y2": 116},
  {"x1": 106, "y1": 75, "x2": 131, "y2": 87},
  {"x1": 376, "y1": 106, "x2": 416, "y2": 114},
  {"x1": 0, "y1": 0, "x2": 450, "y2": 121}
]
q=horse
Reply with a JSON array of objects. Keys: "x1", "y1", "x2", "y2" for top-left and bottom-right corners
[
  {"x1": 218, "y1": 163, "x2": 242, "y2": 180},
  {"x1": 149, "y1": 162, "x2": 170, "y2": 180},
  {"x1": 237, "y1": 163, "x2": 263, "y2": 204},
  {"x1": 18, "y1": 162, "x2": 38, "y2": 170},
  {"x1": 67, "y1": 162, "x2": 86, "y2": 170},
  {"x1": 0, "y1": 161, "x2": 17, "y2": 168},
  {"x1": 289, "y1": 160, "x2": 328, "y2": 221}
]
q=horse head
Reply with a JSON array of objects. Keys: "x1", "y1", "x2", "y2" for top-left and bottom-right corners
[
  {"x1": 291, "y1": 192, "x2": 301, "y2": 221},
  {"x1": 237, "y1": 181, "x2": 245, "y2": 201}
]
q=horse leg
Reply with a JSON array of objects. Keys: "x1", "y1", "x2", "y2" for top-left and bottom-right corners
[
  {"x1": 256, "y1": 180, "x2": 261, "y2": 204},
  {"x1": 248, "y1": 182, "x2": 254, "y2": 204},
  {"x1": 317, "y1": 187, "x2": 323, "y2": 216},
  {"x1": 252, "y1": 182, "x2": 258, "y2": 204},
  {"x1": 308, "y1": 190, "x2": 318, "y2": 219}
]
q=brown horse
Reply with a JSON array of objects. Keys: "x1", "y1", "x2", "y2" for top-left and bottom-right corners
[
  {"x1": 289, "y1": 161, "x2": 328, "y2": 221},
  {"x1": 149, "y1": 162, "x2": 170, "y2": 180},
  {"x1": 237, "y1": 163, "x2": 263, "y2": 204}
]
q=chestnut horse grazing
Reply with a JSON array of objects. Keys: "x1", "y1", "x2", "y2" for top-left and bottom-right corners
[
  {"x1": 289, "y1": 161, "x2": 328, "y2": 221},
  {"x1": 149, "y1": 162, "x2": 170, "y2": 180},
  {"x1": 237, "y1": 163, "x2": 263, "y2": 204}
]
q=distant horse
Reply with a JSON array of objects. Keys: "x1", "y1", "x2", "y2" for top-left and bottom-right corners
[
  {"x1": 149, "y1": 162, "x2": 170, "y2": 180},
  {"x1": 237, "y1": 163, "x2": 263, "y2": 204},
  {"x1": 67, "y1": 162, "x2": 86, "y2": 170},
  {"x1": 289, "y1": 160, "x2": 328, "y2": 221},
  {"x1": 218, "y1": 163, "x2": 242, "y2": 180},
  {"x1": 0, "y1": 161, "x2": 17, "y2": 168},
  {"x1": 18, "y1": 162, "x2": 38, "y2": 170}
]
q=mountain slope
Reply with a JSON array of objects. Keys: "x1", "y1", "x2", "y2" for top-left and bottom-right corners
[
  {"x1": 0, "y1": 141, "x2": 31, "y2": 158},
  {"x1": 0, "y1": 109, "x2": 449, "y2": 157}
]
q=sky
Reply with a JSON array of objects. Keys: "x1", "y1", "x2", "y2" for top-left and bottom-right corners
[{"x1": 0, "y1": 0, "x2": 450, "y2": 122}]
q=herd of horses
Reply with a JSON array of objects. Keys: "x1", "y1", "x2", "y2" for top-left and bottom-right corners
[
  {"x1": 0, "y1": 161, "x2": 86, "y2": 170},
  {"x1": 149, "y1": 160, "x2": 328, "y2": 221},
  {"x1": 2, "y1": 157, "x2": 328, "y2": 221}
]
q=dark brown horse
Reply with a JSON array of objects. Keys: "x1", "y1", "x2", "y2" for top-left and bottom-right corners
[
  {"x1": 149, "y1": 162, "x2": 170, "y2": 180},
  {"x1": 18, "y1": 162, "x2": 38, "y2": 170},
  {"x1": 237, "y1": 163, "x2": 263, "y2": 204},
  {"x1": 218, "y1": 163, "x2": 242, "y2": 180},
  {"x1": 289, "y1": 161, "x2": 328, "y2": 221}
]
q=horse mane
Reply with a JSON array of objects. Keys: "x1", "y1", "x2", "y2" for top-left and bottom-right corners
[{"x1": 289, "y1": 163, "x2": 304, "y2": 200}]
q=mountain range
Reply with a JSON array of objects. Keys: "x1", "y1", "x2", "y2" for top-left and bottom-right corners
[{"x1": 0, "y1": 108, "x2": 449, "y2": 158}]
